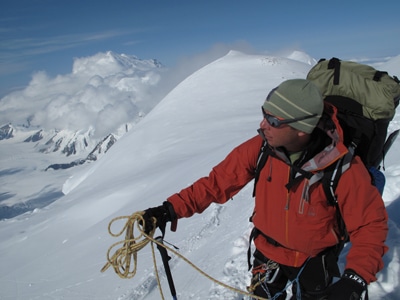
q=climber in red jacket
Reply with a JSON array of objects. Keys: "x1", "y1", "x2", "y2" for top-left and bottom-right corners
[{"x1": 142, "y1": 79, "x2": 388, "y2": 299}]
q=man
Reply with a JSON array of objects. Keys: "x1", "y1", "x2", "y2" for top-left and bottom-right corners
[{"x1": 142, "y1": 79, "x2": 388, "y2": 299}]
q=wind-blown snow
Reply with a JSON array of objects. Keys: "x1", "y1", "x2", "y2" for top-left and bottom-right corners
[
  {"x1": 0, "y1": 51, "x2": 164, "y2": 138},
  {"x1": 1, "y1": 51, "x2": 400, "y2": 299}
]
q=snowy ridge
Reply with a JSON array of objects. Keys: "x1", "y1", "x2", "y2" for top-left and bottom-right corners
[
  {"x1": 286, "y1": 50, "x2": 317, "y2": 65},
  {"x1": 373, "y1": 55, "x2": 400, "y2": 78},
  {"x1": 0, "y1": 51, "x2": 400, "y2": 299}
]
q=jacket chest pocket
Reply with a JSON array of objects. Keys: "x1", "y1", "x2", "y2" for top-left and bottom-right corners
[{"x1": 296, "y1": 182, "x2": 331, "y2": 219}]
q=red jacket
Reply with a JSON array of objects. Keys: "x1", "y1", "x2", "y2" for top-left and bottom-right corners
[{"x1": 167, "y1": 108, "x2": 388, "y2": 284}]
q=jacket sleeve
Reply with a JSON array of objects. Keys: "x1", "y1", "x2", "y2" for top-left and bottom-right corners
[
  {"x1": 167, "y1": 135, "x2": 262, "y2": 219},
  {"x1": 336, "y1": 157, "x2": 389, "y2": 284}
]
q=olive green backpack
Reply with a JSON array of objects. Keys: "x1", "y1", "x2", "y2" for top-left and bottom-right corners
[{"x1": 307, "y1": 57, "x2": 400, "y2": 168}]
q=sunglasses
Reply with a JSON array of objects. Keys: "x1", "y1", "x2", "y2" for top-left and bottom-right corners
[{"x1": 262, "y1": 107, "x2": 317, "y2": 128}]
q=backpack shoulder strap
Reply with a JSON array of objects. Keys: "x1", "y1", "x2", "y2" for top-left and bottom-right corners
[
  {"x1": 322, "y1": 162, "x2": 349, "y2": 245},
  {"x1": 322, "y1": 155, "x2": 345, "y2": 206},
  {"x1": 321, "y1": 147, "x2": 355, "y2": 244},
  {"x1": 252, "y1": 140, "x2": 269, "y2": 197},
  {"x1": 322, "y1": 144, "x2": 356, "y2": 204}
]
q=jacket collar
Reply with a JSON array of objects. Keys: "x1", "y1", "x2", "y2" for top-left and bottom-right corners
[{"x1": 301, "y1": 102, "x2": 348, "y2": 173}]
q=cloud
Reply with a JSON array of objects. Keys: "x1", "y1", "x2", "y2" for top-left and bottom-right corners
[
  {"x1": 0, "y1": 51, "x2": 164, "y2": 138},
  {"x1": 0, "y1": 30, "x2": 128, "y2": 58}
]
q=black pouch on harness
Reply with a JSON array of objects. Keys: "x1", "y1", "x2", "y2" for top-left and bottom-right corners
[{"x1": 296, "y1": 247, "x2": 341, "y2": 293}]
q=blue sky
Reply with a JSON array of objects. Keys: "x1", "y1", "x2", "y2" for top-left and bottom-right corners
[{"x1": 1, "y1": 0, "x2": 399, "y2": 97}]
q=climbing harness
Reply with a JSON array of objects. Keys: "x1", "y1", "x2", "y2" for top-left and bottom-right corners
[
  {"x1": 247, "y1": 258, "x2": 280, "y2": 298},
  {"x1": 101, "y1": 211, "x2": 273, "y2": 300},
  {"x1": 246, "y1": 253, "x2": 312, "y2": 300}
]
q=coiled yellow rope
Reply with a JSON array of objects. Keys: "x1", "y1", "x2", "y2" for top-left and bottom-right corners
[{"x1": 101, "y1": 211, "x2": 269, "y2": 300}]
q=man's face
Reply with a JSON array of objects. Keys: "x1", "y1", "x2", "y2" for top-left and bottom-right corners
[{"x1": 259, "y1": 110, "x2": 306, "y2": 152}]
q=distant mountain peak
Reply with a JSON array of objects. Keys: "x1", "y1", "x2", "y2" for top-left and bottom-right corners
[
  {"x1": 72, "y1": 51, "x2": 164, "y2": 77},
  {"x1": 286, "y1": 51, "x2": 317, "y2": 65},
  {"x1": 24, "y1": 129, "x2": 43, "y2": 142},
  {"x1": 0, "y1": 124, "x2": 14, "y2": 140},
  {"x1": 45, "y1": 133, "x2": 117, "y2": 170}
]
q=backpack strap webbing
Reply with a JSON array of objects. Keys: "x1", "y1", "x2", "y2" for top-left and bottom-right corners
[
  {"x1": 327, "y1": 57, "x2": 341, "y2": 85},
  {"x1": 247, "y1": 227, "x2": 287, "y2": 270},
  {"x1": 252, "y1": 141, "x2": 314, "y2": 197},
  {"x1": 327, "y1": 57, "x2": 391, "y2": 86},
  {"x1": 252, "y1": 140, "x2": 269, "y2": 197},
  {"x1": 321, "y1": 145, "x2": 355, "y2": 244}
]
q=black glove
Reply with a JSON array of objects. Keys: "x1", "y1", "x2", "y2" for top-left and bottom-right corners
[
  {"x1": 141, "y1": 201, "x2": 177, "y2": 234},
  {"x1": 326, "y1": 269, "x2": 367, "y2": 300}
]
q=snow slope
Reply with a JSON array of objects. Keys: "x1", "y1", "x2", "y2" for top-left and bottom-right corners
[{"x1": 1, "y1": 51, "x2": 400, "y2": 299}]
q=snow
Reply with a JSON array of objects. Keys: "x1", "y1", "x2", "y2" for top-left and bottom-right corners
[{"x1": 1, "y1": 51, "x2": 400, "y2": 299}]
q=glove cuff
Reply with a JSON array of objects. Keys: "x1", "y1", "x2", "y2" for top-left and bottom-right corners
[
  {"x1": 163, "y1": 201, "x2": 178, "y2": 232},
  {"x1": 343, "y1": 269, "x2": 367, "y2": 290}
]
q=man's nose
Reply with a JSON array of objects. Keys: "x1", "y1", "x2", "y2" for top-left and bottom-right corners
[{"x1": 260, "y1": 118, "x2": 269, "y2": 129}]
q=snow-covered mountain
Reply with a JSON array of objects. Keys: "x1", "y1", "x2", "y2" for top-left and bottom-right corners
[
  {"x1": 286, "y1": 50, "x2": 317, "y2": 65},
  {"x1": 0, "y1": 51, "x2": 164, "y2": 155},
  {"x1": 0, "y1": 52, "x2": 166, "y2": 212},
  {"x1": 1, "y1": 50, "x2": 400, "y2": 299},
  {"x1": 0, "y1": 123, "x2": 14, "y2": 139}
]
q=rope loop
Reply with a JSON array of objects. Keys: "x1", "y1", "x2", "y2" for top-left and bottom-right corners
[
  {"x1": 101, "y1": 212, "x2": 156, "y2": 279},
  {"x1": 101, "y1": 211, "x2": 270, "y2": 300}
]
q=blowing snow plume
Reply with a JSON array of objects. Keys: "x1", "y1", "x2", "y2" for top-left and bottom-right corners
[{"x1": 0, "y1": 51, "x2": 165, "y2": 138}]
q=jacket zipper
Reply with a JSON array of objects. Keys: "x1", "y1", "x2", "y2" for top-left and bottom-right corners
[{"x1": 298, "y1": 180, "x2": 310, "y2": 214}]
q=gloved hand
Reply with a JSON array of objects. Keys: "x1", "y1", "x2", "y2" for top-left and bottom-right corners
[
  {"x1": 326, "y1": 269, "x2": 367, "y2": 300},
  {"x1": 141, "y1": 201, "x2": 177, "y2": 234}
]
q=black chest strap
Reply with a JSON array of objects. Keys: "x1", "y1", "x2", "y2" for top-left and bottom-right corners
[{"x1": 247, "y1": 227, "x2": 287, "y2": 270}]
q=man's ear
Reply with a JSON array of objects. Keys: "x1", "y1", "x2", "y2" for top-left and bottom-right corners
[{"x1": 297, "y1": 131, "x2": 308, "y2": 137}]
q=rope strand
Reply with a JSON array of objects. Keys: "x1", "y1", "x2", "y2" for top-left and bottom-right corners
[{"x1": 101, "y1": 211, "x2": 270, "y2": 300}]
